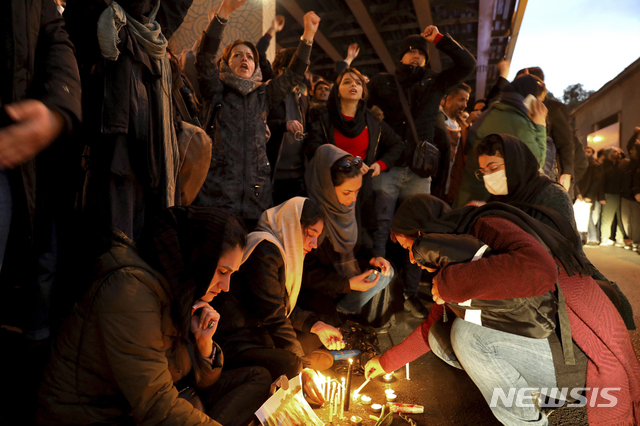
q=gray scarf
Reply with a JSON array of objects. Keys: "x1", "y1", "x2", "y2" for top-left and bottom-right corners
[
  {"x1": 97, "y1": 1, "x2": 178, "y2": 207},
  {"x1": 219, "y1": 60, "x2": 263, "y2": 96},
  {"x1": 305, "y1": 145, "x2": 358, "y2": 256}
]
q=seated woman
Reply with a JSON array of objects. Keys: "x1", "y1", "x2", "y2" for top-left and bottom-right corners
[
  {"x1": 37, "y1": 207, "x2": 272, "y2": 426},
  {"x1": 474, "y1": 133, "x2": 635, "y2": 329},
  {"x1": 193, "y1": 0, "x2": 320, "y2": 229},
  {"x1": 214, "y1": 197, "x2": 345, "y2": 379},
  {"x1": 301, "y1": 144, "x2": 395, "y2": 326},
  {"x1": 365, "y1": 195, "x2": 640, "y2": 426}
]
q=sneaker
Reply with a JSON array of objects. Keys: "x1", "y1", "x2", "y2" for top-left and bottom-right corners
[
  {"x1": 404, "y1": 295, "x2": 429, "y2": 318},
  {"x1": 302, "y1": 349, "x2": 334, "y2": 371},
  {"x1": 600, "y1": 239, "x2": 614, "y2": 246},
  {"x1": 614, "y1": 242, "x2": 625, "y2": 248},
  {"x1": 584, "y1": 241, "x2": 600, "y2": 247}
]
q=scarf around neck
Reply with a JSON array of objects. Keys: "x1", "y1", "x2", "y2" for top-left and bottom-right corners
[
  {"x1": 219, "y1": 60, "x2": 263, "y2": 96},
  {"x1": 242, "y1": 197, "x2": 306, "y2": 316},
  {"x1": 305, "y1": 145, "x2": 358, "y2": 254},
  {"x1": 392, "y1": 194, "x2": 590, "y2": 277},
  {"x1": 327, "y1": 83, "x2": 367, "y2": 138}
]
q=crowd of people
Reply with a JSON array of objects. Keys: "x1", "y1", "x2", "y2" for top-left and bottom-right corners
[{"x1": 1, "y1": 0, "x2": 639, "y2": 425}]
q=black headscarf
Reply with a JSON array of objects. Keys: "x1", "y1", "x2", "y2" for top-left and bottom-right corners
[
  {"x1": 486, "y1": 134, "x2": 581, "y2": 249},
  {"x1": 488, "y1": 134, "x2": 554, "y2": 205},
  {"x1": 327, "y1": 77, "x2": 367, "y2": 138},
  {"x1": 139, "y1": 206, "x2": 232, "y2": 337},
  {"x1": 503, "y1": 74, "x2": 545, "y2": 99},
  {"x1": 391, "y1": 195, "x2": 590, "y2": 277}
]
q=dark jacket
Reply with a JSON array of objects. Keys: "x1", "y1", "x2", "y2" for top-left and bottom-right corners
[
  {"x1": 545, "y1": 99, "x2": 574, "y2": 180},
  {"x1": 302, "y1": 106, "x2": 404, "y2": 169},
  {"x1": 37, "y1": 232, "x2": 223, "y2": 426},
  {"x1": 602, "y1": 159, "x2": 623, "y2": 195},
  {"x1": 579, "y1": 161, "x2": 605, "y2": 202},
  {"x1": 367, "y1": 34, "x2": 476, "y2": 169},
  {"x1": 4, "y1": 0, "x2": 81, "y2": 246},
  {"x1": 214, "y1": 241, "x2": 318, "y2": 359},
  {"x1": 193, "y1": 19, "x2": 309, "y2": 220}
]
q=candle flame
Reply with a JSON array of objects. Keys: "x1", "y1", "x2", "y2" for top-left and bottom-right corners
[{"x1": 349, "y1": 358, "x2": 353, "y2": 364}]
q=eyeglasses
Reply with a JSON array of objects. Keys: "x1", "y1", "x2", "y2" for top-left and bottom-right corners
[
  {"x1": 475, "y1": 163, "x2": 504, "y2": 180},
  {"x1": 335, "y1": 156, "x2": 364, "y2": 173}
]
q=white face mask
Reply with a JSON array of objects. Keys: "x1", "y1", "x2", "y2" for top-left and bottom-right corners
[{"x1": 483, "y1": 168, "x2": 509, "y2": 195}]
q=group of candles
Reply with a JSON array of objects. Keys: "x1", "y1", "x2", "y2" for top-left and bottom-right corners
[{"x1": 314, "y1": 359, "x2": 414, "y2": 423}]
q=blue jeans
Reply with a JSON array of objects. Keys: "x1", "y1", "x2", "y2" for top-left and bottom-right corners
[
  {"x1": 372, "y1": 167, "x2": 431, "y2": 255},
  {"x1": 587, "y1": 201, "x2": 602, "y2": 243},
  {"x1": 336, "y1": 267, "x2": 395, "y2": 314},
  {"x1": 430, "y1": 318, "x2": 557, "y2": 426},
  {"x1": 0, "y1": 171, "x2": 11, "y2": 274}
]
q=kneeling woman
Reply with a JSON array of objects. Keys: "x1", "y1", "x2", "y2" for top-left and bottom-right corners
[
  {"x1": 365, "y1": 195, "x2": 640, "y2": 426},
  {"x1": 302, "y1": 144, "x2": 395, "y2": 325},
  {"x1": 214, "y1": 197, "x2": 346, "y2": 379},
  {"x1": 37, "y1": 208, "x2": 270, "y2": 426}
]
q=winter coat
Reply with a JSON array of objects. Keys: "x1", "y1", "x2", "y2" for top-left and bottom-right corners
[
  {"x1": 367, "y1": 34, "x2": 476, "y2": 170},
  {"x1": 454, "y1": 96, "x2": 547, "y2": 208},
  {"x1": 194, "y1": 19, "x2": 309, "y2": 220},
  {"x1": 37, "y1": 232, "x2": 223, "y2": 426},
  {"x1": 2, "y1": 0, "x2": 81, "y2": 260},
  {"x1": 302, "y1": 106, "x2": 404, "y2": 170},
  {"x1": 214, "y1": 240, "x2": 318, "y2": 359}
]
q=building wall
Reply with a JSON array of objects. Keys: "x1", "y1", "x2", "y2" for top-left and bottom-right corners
[{"x1": 572, "y1": 60, "x2": 640, "y2": 153}]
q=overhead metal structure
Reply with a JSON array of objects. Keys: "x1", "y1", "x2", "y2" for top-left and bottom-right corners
[{"x1": 275, "y1": 0, "x2": 526, "y2": 99}]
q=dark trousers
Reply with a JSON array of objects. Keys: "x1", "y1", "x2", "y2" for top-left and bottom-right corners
[
  {"x1": 601, "y1": 193, "x2": 625, "y2": 242},
  {"x1": 200, "y1": 366, "x2": 271, "y2": 426},
  {"x1": 224, "y1": 348, "x2": 302, "y2": 381}
]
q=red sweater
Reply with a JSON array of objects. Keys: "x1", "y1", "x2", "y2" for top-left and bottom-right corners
[
  {"x1": 334, "y1": 114, "x2": 387, "y2": 171},
  {"x1": 380, "y1": 216, "x2": 640, "y2": 425}
]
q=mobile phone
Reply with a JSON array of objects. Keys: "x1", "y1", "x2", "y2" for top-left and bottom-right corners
[
  {"x1": 522, "y1": 94, "x2": 536, "y2": 112},
  {"x1": 366, "y1": 269, "x2": 380, "y2": 282}
]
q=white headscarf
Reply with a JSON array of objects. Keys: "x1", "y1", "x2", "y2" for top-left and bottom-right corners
[{"x1": 242, "y1": 197, "x2": 306, "y2": 316}]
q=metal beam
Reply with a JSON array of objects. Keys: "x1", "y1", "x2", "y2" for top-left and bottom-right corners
[
  {"x1": 475, "y1": 0, "x2": 496, "y2": 100},
  {"x1": 279, "y1": 0, "x2": 343, "y2": 62},
  {"x1": 412, "y1": 0, "x2": 442, "y2": 72},
  {"x1": 344, "y1": 0, "x2": 396, "y2": 74},
  {"x1": 504, "y1": 0, "x2": 527, "y2": 62}
]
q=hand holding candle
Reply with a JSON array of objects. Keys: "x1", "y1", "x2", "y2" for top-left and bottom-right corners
[{"x1": 301, "y1": 368, "x2": 325, "y2": 406}]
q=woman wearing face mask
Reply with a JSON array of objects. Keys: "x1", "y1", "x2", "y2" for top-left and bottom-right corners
[
  {"x1": 474, "y1": 133, "x2": 635, "y2": 329},
  {"x1": 454, "y1": 74, "x2": 548, "y2": 208},
  {"x1": 213, "y1": 197, "x2": 345, "y2": 381},
  {"x1": 194, "y1": 0, "x2": 320, "y2": 229},
  {"x1": 37, "y1": 207, "x2": 271, "y2": 426},
  {"x1": 300, "y1": 144, "x2": 395, "y2": 326},
  {"x1": 364, "y1": 194, "x2": 640, "y2": 426}
]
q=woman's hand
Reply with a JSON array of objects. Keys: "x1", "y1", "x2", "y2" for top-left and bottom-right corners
[
  {"x1": 191, "y1": 301, "x2": 220, "y2": 358},
  {"x1": 370, "y1": 162, "x2": 381, "y2": 177},
  {"x1": 302, "y1": 11, "x2": 321, "y2": 42},
  {"x1": 301, "y1": 368, "x2": 325, "y2": 405},
  {"x1": 364, "y1": 357, "x2": 386, "y2": 380},
  {"x1": 431, "y1": 277, "x2": 445, "y2": 305},
  {"x1": 286, "y1": 120, "x2": 304, "y2": 135},
  {"x1": 370, "y1": 257, "x2": 391, "y2": 276},
  {"x1": 217, "y1": 0, "x2": 247, "y2": 19},
  {"x1": 311, "y1": 321, "x2": 345, "y2": 350},
  {"x1": 349, "y1": 270, "x2": 380, "y2": 291},
  {"x1": 530, "y1": 99, "x2": 548, "y2": 126},
  {"x1": 267, "y1": 15, "x2": 285, "y2": 36}
]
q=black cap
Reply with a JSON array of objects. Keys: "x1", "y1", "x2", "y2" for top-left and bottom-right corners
[{"x1": 398, "y1": 35, "x2": 429, "y2": 65}]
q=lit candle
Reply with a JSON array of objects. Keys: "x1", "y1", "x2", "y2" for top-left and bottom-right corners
[
  {"x1": 340, "y1": 378, "x2": 346, "y2": 418},
  {"x1": 406, "y1": 362, "x2": 410, "y2": 380},
  {"x1": 349, "y1": 415, "x2": 363, "y2": 426},
  {"x1": 360, "y1": 395, "x2": 372, "y2": 405},
  {"x1": 383, "y1": 373, "x2": 393, "y2": 382},
  {"x1": 344, "y1": 358, "x2": 353, "y2": 411},
  {"x1": 384, "y1": 389, "x2": 395, "y2": 395},
  {"x1": 371, "y1": 403, "x2": 383, "y2": 413},
  {"x1": 329, "y1": 382, "x2": 334, "y2": 422},
  {"x1": 386, "y1": 393, "x2": 397, "y2": 402}
]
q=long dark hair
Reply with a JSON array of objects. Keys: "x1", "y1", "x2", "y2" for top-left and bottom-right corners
[{"x1": 300, "y1": 198, "x2": 324, "y2": 229}]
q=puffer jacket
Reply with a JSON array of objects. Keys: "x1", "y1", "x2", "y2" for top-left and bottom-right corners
[
  {"x1": 194, "y1": 19, "x2": 310, "y2": 220},
  {"x1": 37, "y1": 232, "x2": 223, "y2": 426}
]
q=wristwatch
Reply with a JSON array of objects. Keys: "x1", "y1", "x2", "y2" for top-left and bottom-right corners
[{"x1": 300, "y1": 35, "x2": 313, "y2": 46}]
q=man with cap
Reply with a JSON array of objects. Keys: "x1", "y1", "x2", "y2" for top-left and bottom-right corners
[{"x1": 367, "y1": 25, "x2": 476, "y2": 318}]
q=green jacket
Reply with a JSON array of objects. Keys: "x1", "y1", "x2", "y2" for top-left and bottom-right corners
[
  {"x1": 454, "y1": 102, "x2": 546, "y2": 208},
  {"x1": 37, "y1": 232, "x2": 223, "y2": 426}
]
